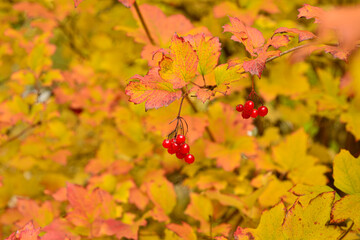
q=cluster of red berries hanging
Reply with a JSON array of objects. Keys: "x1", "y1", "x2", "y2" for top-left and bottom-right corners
[
  {"x1": 162, "y1": 134, "x2": 195, "y2": 164},
  {"x1": 236, "y1": 100, "x2": 268, "y2": 119}
]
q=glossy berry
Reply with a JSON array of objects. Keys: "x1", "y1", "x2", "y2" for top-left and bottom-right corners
[
  {"x1": 184, "y1": 154, "x2": 195, "y2": 164},
  {"x1": 168, "y1": 147, "x2": 176, "y2": 155},
  {"x1": 258, "y1": 106, "x2": 268, "y2": 117},
  {"x1": 244, "y1": 100, "x2": 254, "y2": 111},
  {"x1": 236, "y1": 104, "x2": 244, "y2": 112},
  {"x1": 176, "y1": 134, "x2": 186, "y2": 144},
  {"x1": 180, "y1": 143, "x2": 190, "y2": 154},
  {"x1": 172, "y1": 142, "x2": 180, "y2": 152},
  {"x1": 162, "y1": 139, "x2": 171, "y2": 148},
  {"x1": 251, "y1": 109, "x2": 258, "y2": 118},
  {"x1": 176, "y1": 152, "x2": 186, "y2": 159},
  {"x1": 242, "y1": 111, "x2": 251, "y2": 119}
]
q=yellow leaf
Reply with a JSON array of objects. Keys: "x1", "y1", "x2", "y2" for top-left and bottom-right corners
[
  {"x1": 333, "y1": 150, "x2": 360, "y2": 194},
  {"x1": 331, "y1": 194, "x2": 360, "y2": 233}
]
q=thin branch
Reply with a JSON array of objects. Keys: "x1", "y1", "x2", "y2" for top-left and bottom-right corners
[
  {"x1": 337, "y1": 221, "x2": 354, "y2": 240},
  {"x1": 0, "y1": 121, "x2": 42, "y2": 149},
  {"x1": 177, "y1": 94, "x2": 186, "y2": 118},
  {"x1": 266, "y1": 44, "x2": 309, "y2": 63},
  {"x1": 201, "y1": 74, "x2": 207, "y2": 86},
  {"x1": 133, "y1": 1, "x2": 155, "y2": 45}
]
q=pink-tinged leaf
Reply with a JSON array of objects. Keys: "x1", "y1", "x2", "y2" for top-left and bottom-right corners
[
  {"x1": 129, "y1": 187, "x2": 149, "y2": 210},
  {"x1": 73, "y1": 0, "x2": 84, "y2": 8},
  {"x1": 324, "y1": 46, "x2": 352, "y2": 61},
  {"x1": 42, "y1": 218, "x2": 80, "y2": 240},
  {"x1": 298, "y1": 4, "x2": 325, "y2": 23},
  {"x1": 185, "y1": 34, "x2": 221, "y2": 75},
  {"x1": 267, "y1": 35, "x2": 290, "y2": 49},
  {"x1": 243, "y1": 51, "x2": 280, "y2": 78},
  {"x1": 126, "y1": 68, "x2": 182, "y2": 110},
  {"x1": 167, "y1": 222, "x2": 197, "y2": 240},
  {"x1": 128, "y1": 4, "x2": 193, "y2": 46},
  {"x1": 223, "y1": 17, "x2": 265, "y2": 56},
  {"x1": 97, "y1": 219, "x2": 146, "y2": 240},
  {"x1": 119, "y1": 0, "x2": 135, "y2": 8},
  {"x1": 190, "y1": 86, "x2": 214, "y2": 103},
  {"x1": 6, "y1": 221, "x2": 41, "y2": 240},
  {"x1": 274, "y1": 27, "x2": 316, "y2": 42},
  {"x1": 158, "y1": 34, "x2": 199, "y2": 89},
  {"x1": 50, "y1": 149, "x2": 71, "y2": 165}
]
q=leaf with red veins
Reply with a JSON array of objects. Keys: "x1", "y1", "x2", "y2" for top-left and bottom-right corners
[
  {"x1": 298, "y1": 4, "x2": 325, "y2": 23},
  {"x1": 126, "y1": 68, "x2": 182, "y2": 110},
  {"x1": 6, "y1": 221, "x2": 41, "y2": 240},
  {"x1": 267, "y1": 35, "x2": 290, "y2": 49},
  {"x1": 274, "y1": 27, "x2": 316, "y2": 42},
  {"x1": 159, "y1": 34, "x2": 199, "y2": 89},
  {"x1": 167, "y1": 222, "x2": 197, "y2": 240},
  {"x1": 223, "y1": 17, "x2": 265, "y2": 56},
  {"x1": 185, "y1": 34, "x2": 221, "y2": 76},
  {"x1": 243, "y1": 51, "x2": 280, "y2": 78},
  {"x1": 118, "y1": 0, "x2": 135, "y2": 8}
]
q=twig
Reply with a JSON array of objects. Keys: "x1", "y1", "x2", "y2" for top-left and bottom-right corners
[
  {"x1": 0, "y1": 121, "x2": 42, "y2": 149},
  {"x1": 133, "y1": 1, "x2": 155, "y2": 45},
  {"x1": 337, "y1": 221, "x2": 354, "y2": 240}
]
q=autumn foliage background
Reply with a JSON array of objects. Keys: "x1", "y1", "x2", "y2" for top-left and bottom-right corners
[{"x1": 1, "y1": 0, "x2": 360, "y2": 239}]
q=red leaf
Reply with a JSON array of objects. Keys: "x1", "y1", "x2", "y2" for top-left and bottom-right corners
[
  {"x1": 118, "y1": 0, "x2": 135, "y2": 8},
  {"x1": 6, "y1": 221, "x2": 41, "y2": 240},
  {"x1": 243, "y1": 51, "x2": 280, "y2": 78},
  {"x1": 274, "y1": 27, "x2": 316, "y2": 42},
  {"x1": 125, "y1": 68, "x2": 182, "y2": 110},
  {"x1": 223, "y1": 17, "x2": 265, "y2": 56},
  {"x1": 297, "y1": 4, "x2": 325, "y2": 23},
  {"x1": 267, "y1": 35, "x2": 290, "y2": 49},
  {"x1": 324, "y1": 46, "x2": 352, "y2": 61}
]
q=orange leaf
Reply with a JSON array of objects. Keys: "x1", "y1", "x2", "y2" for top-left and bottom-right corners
[
  {"x1": 297, "y1": 4, "x2": 325, "y2": 23},
  {"x1": 167, "y1": 222, "x2": 197, "y2": 240},
  {"x1": 274, "y1": 27, "x2": 316, "y2": 42},
  {"x1": 159, "y1": 34, "x2": 199, "y2": 89},
  {"x1": 6, "y1": 221, "x2": 41, "y2": 240},
  {"x1": 223, "y1": 17, "x2": 265, "y2": 56},
  {"x1": 243, "y1": 51, "x2": 280, "y2": 78},
  {"x1": 126, "y1": 68, "x2": 182, "y2": 110},
  {"x1": 267, "y1": 35, "x2": 290, "y2": 49}
]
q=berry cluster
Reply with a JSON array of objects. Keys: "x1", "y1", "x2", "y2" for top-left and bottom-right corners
[
  {"x1": 236, "y1": 100, "x2": 268, "y2": 119},
  {"x1": 162, "y1": 134, "x2": 195, "y2": 164}
]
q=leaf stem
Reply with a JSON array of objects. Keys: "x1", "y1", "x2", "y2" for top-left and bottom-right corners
[
  {"x1": 0, "y1": 121, "x2": 42, "y2": 149},
  {"x1": 133, "y1": 1, "x2": 155, "y2": 45}
]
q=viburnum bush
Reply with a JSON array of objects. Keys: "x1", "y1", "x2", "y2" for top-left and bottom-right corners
[{"x1": 1, "y1": 0, "x2": 360, "y2": 239}]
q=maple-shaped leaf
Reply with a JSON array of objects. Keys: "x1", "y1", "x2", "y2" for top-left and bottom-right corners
[
  {"x1": 333, "y1": 150, "x2": 360, "y2": 195},
  {"x1": 223, "y1": 17, "x2": 265, "y2": 56},
  {"x1": 6, "y1": 221, "x2": 41, "y2": 240},
  {"x1": 158, "y1": 34, "x2": 199, "y2": 89},
  {"x1": 185, "y1": 34, "x2": 221, "y2": 76},
  {"x1": 125, "y1": 68, "x2": 182, "y2": 110},
  {"x1": 290, "y1": 184, "x2": 336, "y2": 207},
  {"x1": 274, "y1": 27, "x2": 316, "y2": 42},
  {"x1": 234, "y1": 202, "x2": 286, "y2": 240},
  {"x1": 167, "y1": 222, "x2": 197, "y2": 240},
  {"x1": 283, "y1": 192, "x2": 341, "y2": 239},
  {"x1": 119, "y1": 0, "x2": 135, "y2": 8},
  {"x1": 331, "y1": 194, "x2": 360, "y2": 233},
  {"x1": 297, "y1": 4, "x2": 325, "y2": 23},
  {"x1": 243, "y1": 51, "x2": 280, "y2": 78}
]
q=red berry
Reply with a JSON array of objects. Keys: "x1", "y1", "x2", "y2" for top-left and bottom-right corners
[
  {"x1": 170, "y1": 138, "x2": 175, "y2": 144},
  {"x1": 172, "y1": 142, "x2": 180, "y2": 152},
  {"x1": 168, "y1": 146, "x2": 176, "y2": 155},
  {"x1": 244, "y1": 100, "x2": 254, "y2": 111},
  {"x1": 176, "y1": 134, "x2": 186, "y2": 144},
  {"x1": 176, "y1": 152, "x2": 186, "y2": 159},
  {"x1": 184, "y1": 154, "x2": 195, "y2": 164},
  {"x1": 242, "y1": 111, "x2": 251, "y2": 119},
  {"x1": 258, "y1": 106, "x2": 268, "y2": 117},
  {"x1": 251, "y1": 109, "x2": 258, "y2": 118},
  {"x1": 162, "y1": 139, "x2": 171, "y2": 148},
  {"x1": 236, "y1": 104, "x2": 244, "y2": 112},
  {"x1": 180, "y1": 143, "x2": 190, "y2": 154}
]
